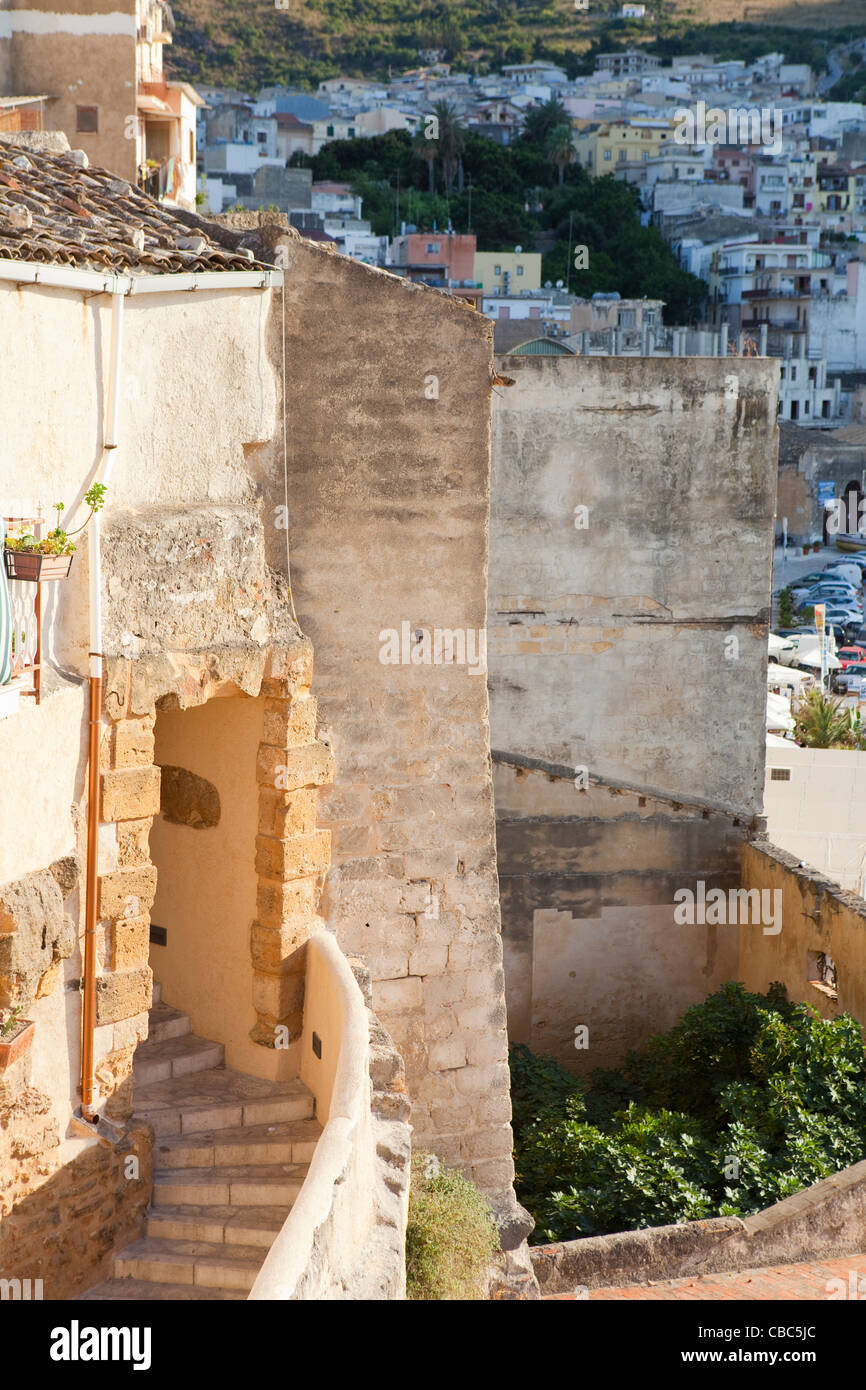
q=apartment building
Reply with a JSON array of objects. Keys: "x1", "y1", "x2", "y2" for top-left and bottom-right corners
[
  {"x1": 474, "y1": 250, "x2": 541, "y2": 295},
  {"x1": 0, "y1": 0, "x2": 201, "y2": 206},
  {"x1": 574, "y1": 117, "x2": 680, "y2": 172}
]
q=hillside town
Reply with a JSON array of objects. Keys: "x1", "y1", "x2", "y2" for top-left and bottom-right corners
[
  {"x1": 3, "y1": 0, "x2": 866, "y2": 1334},
  {"x1": 188, "y1": 44, "x2": 866, "y2": 428}
]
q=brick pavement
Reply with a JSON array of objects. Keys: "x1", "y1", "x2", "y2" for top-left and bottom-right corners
[{"x1": 544, "y1": 1254, "x2": 866, "y2": 1300}]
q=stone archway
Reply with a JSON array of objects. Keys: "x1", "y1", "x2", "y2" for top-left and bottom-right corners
[{"x1": 93, "y1": 637, "x2": 333, "y2": 1106}]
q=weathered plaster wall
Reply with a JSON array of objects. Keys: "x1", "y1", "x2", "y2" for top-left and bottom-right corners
[
  {"x1": 489, "y1": 356, "x2": 779, "y2": 1070},
  {"x1": 0, "y1": 279, "x2": 277, "y2": 678},
  {"x1": 739, "y1": 839, "x2": 866, "y2": 1025},
  {"x1": 258, "y1": 227, "x2": 515, "y2": 1195},
  {"x1": 0, "y1": 274, "x2": 321, "y2": 1294},
  {"x1": 495, "y1": 759, "x2": 743, "y2": 1071}
]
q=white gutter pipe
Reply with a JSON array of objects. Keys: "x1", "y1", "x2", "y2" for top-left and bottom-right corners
[{"x1": 0, "y1": 260, "x2": 280, "y2": 295}]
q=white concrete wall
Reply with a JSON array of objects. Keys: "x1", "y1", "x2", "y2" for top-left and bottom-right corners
[{"x1": 764, "y1": 743, "x2": 866, "y2": 896}]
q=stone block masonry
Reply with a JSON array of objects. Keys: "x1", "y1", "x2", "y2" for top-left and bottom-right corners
[
  {"x1": 489, "y1": 355, "x2": 779, "y2": 1071},
  {"x1": 267, "y1": 223, "x2": 516, "y2": 1195}
]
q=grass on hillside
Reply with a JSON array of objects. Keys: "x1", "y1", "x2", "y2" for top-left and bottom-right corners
[{"x1": 167, "y1": 1, "x2": 862, "y2": 91}]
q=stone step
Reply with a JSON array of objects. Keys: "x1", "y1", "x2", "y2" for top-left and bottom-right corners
[
  {"x1": 114, "y1": 1237, "x2": 264, "y2": 1293},
  {"x1": 133, "y1": 1034, "x2": 225, "y2": 1088},
  {"x1": 147, "y1": 1001, "x2": 191, "y2": 1045},
  {"x1": 80, "y1": 1278, "x2": 245, "y2": 1301},
  {"x1": 146, "y1": 1203, "x2": 290, "y2": 1249},
  {"x1": 152, "y1": 1163, "x2": 309, "y2": 1209},
  {"x1": 134, "y1": 1069, "x2": 315, "y2": 1136},
  {"x1": 152, "y1": 1118, "x2": 322, "y2": 1171}
]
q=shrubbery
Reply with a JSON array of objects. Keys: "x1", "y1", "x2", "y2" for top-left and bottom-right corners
[
  {"x1": 511, "y1": 982, "x2": 866, "y2": 1243},
  {"x1": 406, "y1": 1152, "x2": 500, "y2": 1299}
]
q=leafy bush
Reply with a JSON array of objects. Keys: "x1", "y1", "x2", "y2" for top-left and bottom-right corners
[
  {"x1": 777, "y1": 584, "x2": 795, "y2": 628},
  {"x1": 406, "y1": 1151, "x2": 499, "y2": 1299},
  {"x1": 512, "y1": 982, "x2": 866, "y2": 1243}
]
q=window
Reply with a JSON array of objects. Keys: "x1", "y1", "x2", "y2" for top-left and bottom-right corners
[
  {"x1": 790, "y1": 400, "x2": 799, "y2": 420},
  {"x1": 642, "y1": 150, "x2": 649, "y2": 161},
  {"x1": 804, "y1": 401, "x2": 810, "y2": 414},
  {"x1": 769, "y1": 767, "x2": 791, "y2": 781},
  {"x1": 426, "y1": 242, "x2": 440, "y2": 254},
  {"x1": 790, "y1": 364, "x2": 797, "y2": 382},
  {"x1": 603, "y1": 149, "x2": 612, "y2": 161},
  {"x1": 257, "y1": 131, "x2": 267, "y2": 143},
  {"x1": 76, "y1": 106, "x2": 98, "y2": 133},
  {"x1": 822, "y1": 400, "x2": 831, "y2": 418},
  {"x1": 516, "y1": 265, "x2": 523, "y2": 276},
  {"x1": 618, "y1": 149, "x2": 627, "y2": 162},
  {"x1": 348, "y1": 127, "x2": 355, "y2": 137},
  {"x1": 493, "y1": 264, "x2": 501, "y2": 275},
  {"x1": 807, "y1": 951, "x2": 838, "y2": 1000},
  {"x1": 326, "y1": 124, "x2": 334, "y2": 136}
]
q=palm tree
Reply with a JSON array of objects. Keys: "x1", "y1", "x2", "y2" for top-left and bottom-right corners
[
  {"x1": 521, "y1": 97, "x2": 570, "y2": 148},
  {"x1": 793, "y1": 689, "x2": 859, "y2": 748},
  {"x1": 546, "y1": 122, "x2": 575, "y2": 186},
  {"x1": 431, "y1": 100, "x2": 465, "y2": 193},
  {"x1": 413, "y1": 127, "x2": 437, "y2": 194}
]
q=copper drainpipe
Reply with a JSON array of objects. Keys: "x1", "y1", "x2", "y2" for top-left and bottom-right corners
[
  {"x1": 80, "y1": 288, "x2": 124, "y2": 1122},
  {"x1": 80, "y1": 668, "x2": 103, "y2": 1119}
]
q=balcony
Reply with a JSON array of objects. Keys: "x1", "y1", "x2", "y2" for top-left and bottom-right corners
[
  {"x1": 742, "y1": 318, "x2": 804, "y2": 332},
  {"x1": 742, "y1": 287, "x2": 810, "y2": 300}
]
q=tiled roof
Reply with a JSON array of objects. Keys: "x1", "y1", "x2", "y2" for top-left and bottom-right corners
[{"x1": 0, "y1": 140, "x2": 266, "y2": 274}]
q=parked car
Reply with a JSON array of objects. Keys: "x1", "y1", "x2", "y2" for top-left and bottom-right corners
[
  {"x1": 824, "y1": 566, "x2": 864, "y2": 588},
  {"x1": 799, "y1": 578, "x2": 861, "y2": 597},
  {"x1": 837, "y1": 646, "x2": 866, "y2": 667},
  {"x1": 796, "y1": 590, "x2": 862, "y2": 613},
  {"x1": 791, "y1": 572, "x2": 833, "y2": 587},
  {"x1": 833, "y1": 662, "x2": 866, "y2": 694},
  {"x1": 827, "y1": 618, "x2": 864, "y2": 641}
]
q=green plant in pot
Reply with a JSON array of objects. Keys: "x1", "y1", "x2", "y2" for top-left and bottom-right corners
[
  {"x1": 0, "y1": 1004, "x2": 35, "y2": 1072},
  {"x1": 4, "y1": 483, "x2": 106, "y2": 582}
]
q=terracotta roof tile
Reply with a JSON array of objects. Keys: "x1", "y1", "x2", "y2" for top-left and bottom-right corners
[{"x1": 0, "y1": 140, "x2": 267, "y2": 274}]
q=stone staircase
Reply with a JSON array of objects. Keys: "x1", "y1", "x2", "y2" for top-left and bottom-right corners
[{"x1": 82, "y1": 982, "x2": 321, "y2": 1301}]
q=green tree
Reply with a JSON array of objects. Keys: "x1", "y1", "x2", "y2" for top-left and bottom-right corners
[
  {"x1": 521, "y1": 97, "x2": 571, "y2": 148},
  {"x1": 545, "y1": 122, "x2": 574, "y2": 187},
  {"x1": 412, "y1": 126, "x2": 437, "y2": 194},
  {"x1": 511, "y1": 984, "x2": 866, "y2": 1243},
  {"x1": 431, "y1": 100, "x2": 466, "y2": 193},
  {"x1": 793, "y1": 689, "x2": 862, "y2": 749}
]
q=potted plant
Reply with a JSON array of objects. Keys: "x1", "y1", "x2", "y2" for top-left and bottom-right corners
[
  {"x1": 4, "y1": 484, "x2": 106, "y2": 582},
  {"x1": 0, "y1": 1005, "x2": 34, "y2": 1072}
]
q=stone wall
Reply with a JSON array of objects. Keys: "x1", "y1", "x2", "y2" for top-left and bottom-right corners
[
  {"x1": 531, "y1": 1156, "x2": 866, "y2": 1294},
  {"x1": 738, "y1": 839, "x2": 866, "y2": 1024},
  {"x1": 489, "y1": 355, "x2": 779, "y2": 1070},
  {"x1": 255, "y1": 223, "x2": 515, "y2": 1195}
]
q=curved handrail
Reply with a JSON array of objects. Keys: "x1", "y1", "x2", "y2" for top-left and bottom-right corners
[{"x1": 249, "y1": 928, "x2": 371, "y2": 1300}]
